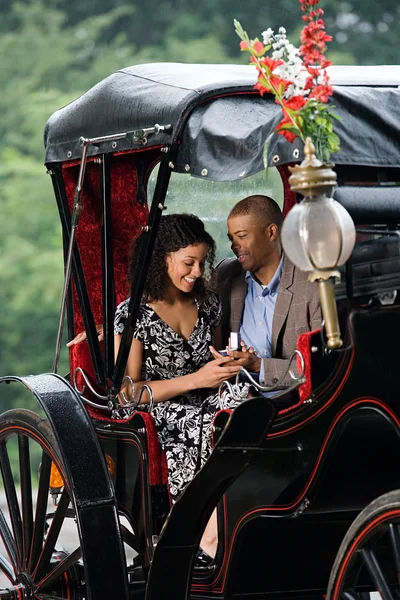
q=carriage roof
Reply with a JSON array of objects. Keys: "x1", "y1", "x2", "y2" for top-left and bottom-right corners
[{"x1": 44, "y1": 63, "x2": 400, "y2": 179}]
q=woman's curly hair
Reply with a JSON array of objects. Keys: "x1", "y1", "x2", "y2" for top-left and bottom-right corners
[{"x1": 128, "y1": 213, "x2": 216, "y2": 302}]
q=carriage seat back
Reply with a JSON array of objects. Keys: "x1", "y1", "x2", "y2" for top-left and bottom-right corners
[{"x1": 335, "y1": 234, "x2": 400, "y2": 301}]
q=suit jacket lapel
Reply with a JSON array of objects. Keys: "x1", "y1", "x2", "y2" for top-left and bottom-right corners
[
  {"x1": 230, "y1": 272, "x2": 247, "y2": 332},
  {"x1": 271, "y1": 257, "x2": 294, "y2": 355}
]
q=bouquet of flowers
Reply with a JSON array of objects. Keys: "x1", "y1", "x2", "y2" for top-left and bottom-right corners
[{"x1": 235, "y1": 0, "x2": 340, "y2": 162}]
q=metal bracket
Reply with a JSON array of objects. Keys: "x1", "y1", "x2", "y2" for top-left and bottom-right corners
[{"x1": 79, "y1": 123, "x2": 172, "y2": 149}]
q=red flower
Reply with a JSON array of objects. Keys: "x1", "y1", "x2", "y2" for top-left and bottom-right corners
[
  {"x1": 254, "y1": 72, "x2": 291, "y2": 96},
  {"x1": 254, "y1": 81, "x2": 269, "y2": 96},
  {"x1": 276, "y1": 115, "x2": 297, "y2": 143},
  {"x1": 253, "y1": 41, "x2": 265, "y2": 54},
  {"x1": 307, "y1": 66, "x2": 322, "y2": 78},
  {"x1": 279, "y1": 130, "x2": 297, "y2": 143},
  {"x1": 269, "y1": 75, "x2": 292, "y2": 94},
  {"x1": 240, "y1": 40, "x2": 249, "y2": 50},
  {"x1": 259, "y1": 56, "x2": 284, "y2": 72},
  {"x1": 309, "y1": 83, "x2": 333, "y2": 103},
  {"x1": 282, "y1": 95, "x2": 307, "y2": 110}
]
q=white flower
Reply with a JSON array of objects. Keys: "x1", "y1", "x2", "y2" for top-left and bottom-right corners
[
  {"x1": 258, "y1": 25, "x2": 310, "y2": 98},
  {"x1": 262, "y1": 27, "x2": 274, "y2": 45},
  {"x1": 273, "y1": 48, "x2": 284, "y2": 59}
]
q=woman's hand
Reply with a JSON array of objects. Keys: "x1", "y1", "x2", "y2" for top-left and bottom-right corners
[
  {"x1": 192, "y1": 356, "x2": 242, "y2": 389},
  {"x1": 66, "y1": 325, "x2": 104, "y2": 347},
  {"x1": 212, "y1": 341, "x2": 262, "y2": 373}
]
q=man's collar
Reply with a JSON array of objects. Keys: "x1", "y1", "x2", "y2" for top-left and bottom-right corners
[{"x1": 245, "y1": 254, "x2": 284, "y2": 294}]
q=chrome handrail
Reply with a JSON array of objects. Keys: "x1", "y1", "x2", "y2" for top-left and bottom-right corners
[
  {"x1": 217, "y1": 350, "x2": 306, "y2": 403},
  {"x1": 73, "y1": 367, "x2": 109, "y2": 401},
  {"x1": 237, "y1": 349, "x2": 305, "y2": 392},
  {"x1": 74, "y1": 368, "x2": 154, "y2": 415}
]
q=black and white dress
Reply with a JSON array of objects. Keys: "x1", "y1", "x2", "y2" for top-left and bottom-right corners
[{"x1": 114, "y1": 292, "x2": 247, "y2": 501}]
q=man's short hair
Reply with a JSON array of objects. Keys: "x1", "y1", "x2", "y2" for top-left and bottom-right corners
[{"x1": 228, "y1": 195, "x2": 283, "y2": 229}]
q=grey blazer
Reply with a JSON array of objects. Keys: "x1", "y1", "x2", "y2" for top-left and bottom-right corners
[{"x1": 216, "y1": 255, "x2": 321, "y2": 387}]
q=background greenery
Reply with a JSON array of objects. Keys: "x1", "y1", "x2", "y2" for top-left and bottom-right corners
[{"x1": 0, "y1": 0, "x2": 399, "y2": 412}]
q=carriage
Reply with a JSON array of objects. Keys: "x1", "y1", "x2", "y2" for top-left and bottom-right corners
[{"x1": 1, "y1": 62, "x2": 400, "y2": 600}]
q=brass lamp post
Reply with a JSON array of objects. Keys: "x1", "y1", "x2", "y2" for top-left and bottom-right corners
[{"x1": 281, "y1": 138, "x2": 356, "y2": 350}]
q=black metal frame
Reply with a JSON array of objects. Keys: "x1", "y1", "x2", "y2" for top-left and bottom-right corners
[
  {"x1": 111, "y1": 145, "x2": 177, "y2": 395},
  {"x1": 51, "y1": 165, "x2": 106, "y2": 386},
  {"x1": 50, "y1": 142, "x2": 177, "y2": 398},
  {"x1": 100, "y1": 153, "x2": 115, "y2": 382}
]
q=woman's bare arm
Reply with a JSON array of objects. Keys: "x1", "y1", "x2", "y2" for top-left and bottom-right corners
[{"x1": 115, "y1": 334, "x2": 241, "y2": 404}]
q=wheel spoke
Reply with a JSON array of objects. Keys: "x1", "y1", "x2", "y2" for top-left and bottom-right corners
[
  {"x1": 360, "y1": 547, "x2": 395, "y2": 600},
  {"x1": 36, "y1": 547, "x2": 82, "y2": 592},
  {"x1": 33, "y1": 489, "x2": 70, "y2": 582},
  {"x1": 0, "y1": 442, "x2": 23, "y2": 567},
  {"x1": 18, "y1": 434, "x2": 33, "y2": 569},
  {"x1": 388, "y1": 523, "x2": 400, "y2": 585},
  {"x1": 0, "y1": 510, "x2": 17, "y2": 573},
  {"x1": 0, "y1": 552, "x2": 14, "y2": 581},
  {"x1": 29, "y1": 451, "x2": 51, "y2": 571}
]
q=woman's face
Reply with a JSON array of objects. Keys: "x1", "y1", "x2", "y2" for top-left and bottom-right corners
[{"x1": 165, "y1": 243, "x2": 208, "y2": 293}]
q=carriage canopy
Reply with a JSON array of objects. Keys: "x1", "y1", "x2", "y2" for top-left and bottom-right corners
[{"x1": 44, "y1": 63, "x2": 400, "y2": 179}]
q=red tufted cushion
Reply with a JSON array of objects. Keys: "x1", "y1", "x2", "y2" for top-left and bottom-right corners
[
  {"x1": 277, "y1": 328, "x2": 320, "y2": 415},
  {"x1": 296, "y1": 329, "x2": 318, "y2": 402}
]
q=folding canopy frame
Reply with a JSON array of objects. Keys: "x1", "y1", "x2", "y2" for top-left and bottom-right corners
[{"x1": 44, "y1": 62, "x2": 400, "y2": 405}]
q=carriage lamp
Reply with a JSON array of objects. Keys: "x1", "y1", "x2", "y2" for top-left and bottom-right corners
[{"x1": 281, "y1": 138, "x2": 356, "y2": 350}]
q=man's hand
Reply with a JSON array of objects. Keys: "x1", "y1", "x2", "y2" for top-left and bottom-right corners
[
  {"x1": 66, "y1": 324, "x2": 104, "y2": 347},
  {"x1": 192, "y1": 356, "x2": 242, "y2": 388},
  {"x1": 209, "y1": 341, "x2": 262, "y2": 372}
]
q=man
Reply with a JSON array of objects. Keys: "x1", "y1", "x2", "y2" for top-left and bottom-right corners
[{"x1": 212, "y1": 194, "x2": 321, "y2": 388}]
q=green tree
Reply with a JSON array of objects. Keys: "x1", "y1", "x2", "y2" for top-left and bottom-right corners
[
  {"x1": 1, "y1": 0, "x2": 399, "y2": 65},
  {"x1": 0, "y1": 3, "x2": 137, "y2": 411}
]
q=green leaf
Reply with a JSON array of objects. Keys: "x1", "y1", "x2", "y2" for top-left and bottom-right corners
[
  {"x1": 277, "y1": 123, "x2": 299, "y2": 133},
  {"x1": 234, "y1": 19, "x2": 250, "y2": 44},
  {"x1": 330, "y1": 111, "x2": 343, "y2": 122}
]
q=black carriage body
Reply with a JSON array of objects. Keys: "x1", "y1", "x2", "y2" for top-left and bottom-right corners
[{"x1": 1, "y1": 62, "x2": 400, "y2": 600}]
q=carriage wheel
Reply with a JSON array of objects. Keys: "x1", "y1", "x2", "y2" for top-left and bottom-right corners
[
  {"x1": 0, "y1": 409, "x2": 84, "y2": 599},
  {"x1": 327, "y1": 490, "x2": 400, "y2": 600}
]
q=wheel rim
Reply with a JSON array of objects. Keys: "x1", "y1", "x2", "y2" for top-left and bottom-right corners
[
  {"x1": 333, "y1": 510, "x2": 400, "y2": 600},
  {"x1": 0, "y1": 418, "x2": 84, "y2": 599}
]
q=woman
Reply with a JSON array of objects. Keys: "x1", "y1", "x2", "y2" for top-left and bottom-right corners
[{"x1": 114, "y1": 213, "x2": 242, "y2": 504}]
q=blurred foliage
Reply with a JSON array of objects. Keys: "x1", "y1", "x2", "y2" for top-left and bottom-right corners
[{"x1": 0, "y1": 0, "x2": 398, "y2": 415}]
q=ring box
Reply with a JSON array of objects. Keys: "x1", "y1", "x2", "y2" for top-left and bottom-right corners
[
  {"x1": 218, "y1": 332, "x2": 241, "y2": 356},
  {"x1": 229, "y1": 332, "x2": 241, "y2": 350}
]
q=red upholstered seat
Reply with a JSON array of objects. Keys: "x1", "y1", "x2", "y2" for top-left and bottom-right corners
[
  {"x1": 69, "y1": 327, "x2": 319, "y2": 489},
  {"x1": 69, "y1": 341, "x2": 163, "y2": 487}
]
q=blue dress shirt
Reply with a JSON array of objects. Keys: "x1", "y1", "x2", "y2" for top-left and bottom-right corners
[{"x1": 239, "y1": 255, "x2": 284, "y2": 386}]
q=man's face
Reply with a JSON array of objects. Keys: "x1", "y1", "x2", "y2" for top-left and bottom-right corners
[{"x1": 227, "y1": 214, "x2": 278, "y2": 273}]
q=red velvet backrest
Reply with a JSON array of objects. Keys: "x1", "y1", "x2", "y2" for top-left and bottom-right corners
[
  {"x1": 61, "y1": 151, "x2": 161, "y2": 335},
  {"x1": 278, "y1": 164, "x2": 297, "y2": 217}
]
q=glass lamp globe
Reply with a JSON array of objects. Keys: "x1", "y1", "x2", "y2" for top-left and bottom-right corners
[{"x1": 281, "y1": 195, "x2": 356, "y2": 272}]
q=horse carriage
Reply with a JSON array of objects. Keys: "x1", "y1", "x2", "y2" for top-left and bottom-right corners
[{"x1": 1, "y1": 62, "x2": 400, "y2": 600}]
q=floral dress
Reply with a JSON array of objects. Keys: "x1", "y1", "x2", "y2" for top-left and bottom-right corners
[{"x1": 114, "y1": 292, "x2": 247, "y2": 501}]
